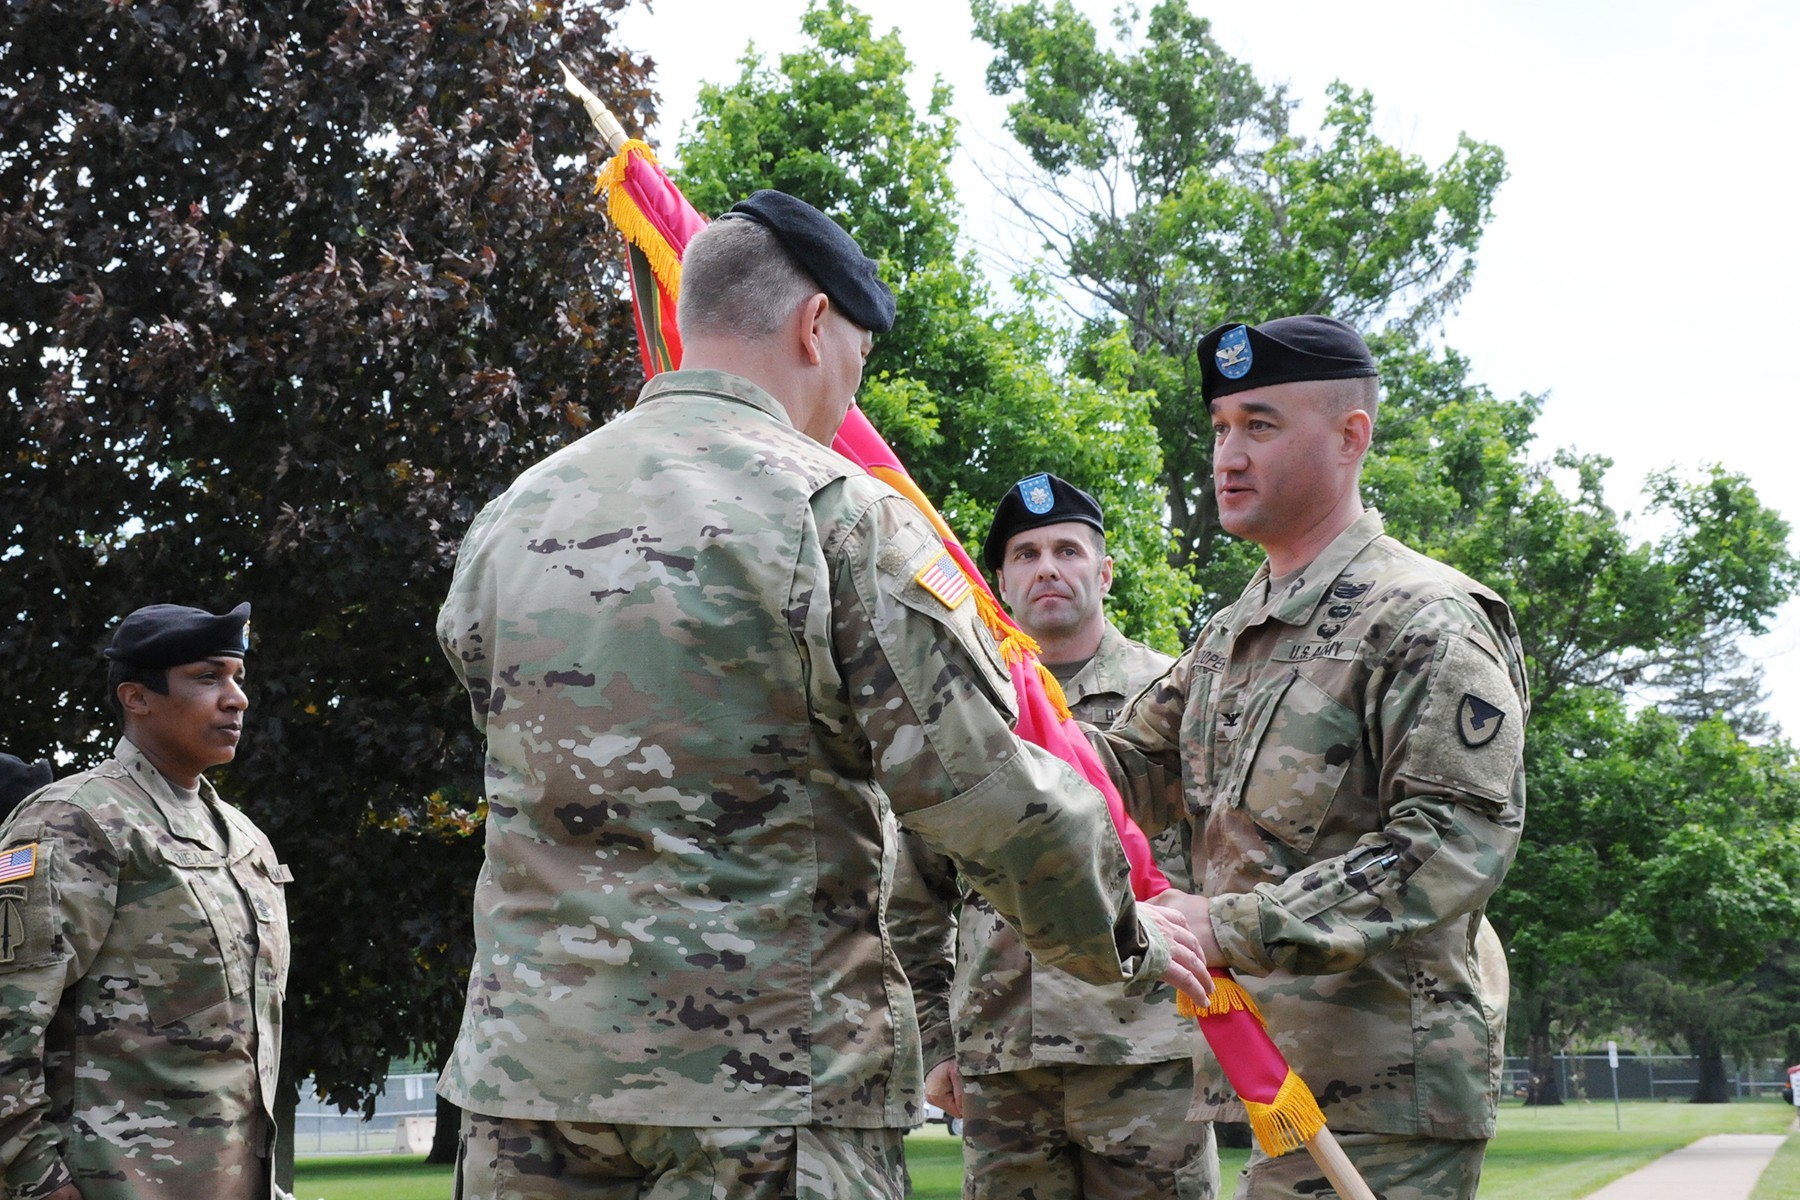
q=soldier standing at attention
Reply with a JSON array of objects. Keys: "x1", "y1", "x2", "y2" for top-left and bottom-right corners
[
  {"x1": 921, "y1": 473, "x2": 1218, "y2": 1200},
  {"x1": 435, "y1": 190, "x2": 1212, "y2": 1200},
  {"x1": 0, "y1": 603, "x2": 291, "y2": 1200},
  {"x1": 1098, "y1": 316, "x2": 1529, "y2": 1200}
]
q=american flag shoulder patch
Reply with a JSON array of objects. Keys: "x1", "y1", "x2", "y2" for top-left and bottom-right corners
[
  {"x1": 0, "y1": 844, "x2": 37, "y2": 885},
  {"x1": 915, "y1": 552, "x2": 972, "y2": 610}
]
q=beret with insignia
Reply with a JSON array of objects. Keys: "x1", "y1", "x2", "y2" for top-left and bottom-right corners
[
  {"x1": 0, "y1": 753, "x2": 53, "y2": 814},
  {"x1": 981, "y1": 472, "x2": 1106, "y2": 572},
  {"x1": 722, "y1": 190, "x2": 896, "y2": 334},
  {"x1": 1197, "y1": 314, "x2": 1378, "y2": 402},
  {"x1": 104, "y1": 602, "x2": 252, "y2": 669}
]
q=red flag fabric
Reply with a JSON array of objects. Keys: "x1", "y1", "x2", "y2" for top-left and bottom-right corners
[
  {"x1": 832, "y1": 407, "x2": 1167, "y2": 900},
  {"x1": 595, "y1": 140, "x2": 706, "y2": 376},
  {"x1": 592, "y1": 138, "x2": 1325, "y2": 1157}
]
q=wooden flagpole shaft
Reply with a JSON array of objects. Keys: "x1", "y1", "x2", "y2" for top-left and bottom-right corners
[{"x1": 1305, "y1": 1127, "x2": 1378, "y2": 1200}]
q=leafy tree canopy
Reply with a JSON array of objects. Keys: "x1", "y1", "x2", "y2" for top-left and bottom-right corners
[{"x1": 1, "y1": 0, "x2": 653, "y2": 1117}]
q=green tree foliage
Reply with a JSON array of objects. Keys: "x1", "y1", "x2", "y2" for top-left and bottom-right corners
[
  {"x1": 1499, "y1": 699, "x2": 1800, "y2": 1101},
  {"x1": 971, "y1": 0, "x2": 1800, "y2": 1104},
  {"x1": 671, "y1": 0, "x2": 1192, "y2": 647},
  {"x1": 973, "y1": 0, "x2": 1506, "y2": 597},
  {"x1": 0, "y1": 0, "x2": 652, "y2": 1130}
]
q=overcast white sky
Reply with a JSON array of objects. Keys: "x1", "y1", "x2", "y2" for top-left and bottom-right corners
[{"x1": 612, "y1": 0, "x2": 1800, "y2": 733}]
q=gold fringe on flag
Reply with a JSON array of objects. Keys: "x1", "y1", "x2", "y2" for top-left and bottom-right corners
[
  {"x1": 597, "y1": 140, "x2": 686, "y2": 301},
  {"x1": 1243, "y1": 1070, "x2": 1329, "y2": 1156},
  {"x1": 1177, "y1": 974, "x2": 1265, "y2": 1022}
]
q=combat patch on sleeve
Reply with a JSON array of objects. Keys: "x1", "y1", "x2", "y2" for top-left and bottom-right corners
[
  {"x1": 1397, "y1": 634, "x2": 1525, "y2": 808},
  {"x1": 914, "y1": 551, "x2": 972, "y2": 610},
  {"x1": 0, "y1": 842, "x2": 55, "y2": 970}
]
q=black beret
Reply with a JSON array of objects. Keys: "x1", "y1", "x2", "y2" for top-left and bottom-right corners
[
  {"x1": 723, "y1": 190, "x2": 896, "y2": 334},
  {"x1": 982, "y1": 473, "x2": 1105, "y2": 572},
  {"x1": 104, "y1": 602, "x2": 251, "y2": 669},
  {"x1": 0, "y1": 754, "x2": 53, "y2": 812},
  {"x1": 1197, "y1": 315, "x2": 1377, "y2": 402}
]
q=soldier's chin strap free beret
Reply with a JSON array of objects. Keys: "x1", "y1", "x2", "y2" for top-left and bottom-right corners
[
  {"x1": 722, "y1": 190, "x2": 897, "y2": 335},
  {"x1": 103, "y1": 601, "x2": 251, "y2": 669},
  {"x1": 0, "y1": 753, "x2": 53, "y2": 811},
  {"x1": 1197, "y1": 314, "x2": 1378, "y2": 402},
  {"x1": 981, "y1": 472, "x2": 1106, "y2": 573}
]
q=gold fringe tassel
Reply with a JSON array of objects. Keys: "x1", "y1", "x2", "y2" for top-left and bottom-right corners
[
  {"x1": 863, "y1": 465, "x2": 1073, "y2": 722},
  {"x1": 1243, "y1": 1070, "x2": 1328, "y2": 1157},
  {"x1": 596, "y1": 140, "x2": 685, "y2": 301},
  {"x1": 1177, "y1": 975, "x2": 1266, "y2": 1023}
]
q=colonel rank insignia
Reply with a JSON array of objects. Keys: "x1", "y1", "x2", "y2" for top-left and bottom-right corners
[
  {"x1": 916, "y1": 552, "x2": 972, "y2": 609},
  {"x1": 1215, "y1": 325, "x2": 1253, "y2": 378}
]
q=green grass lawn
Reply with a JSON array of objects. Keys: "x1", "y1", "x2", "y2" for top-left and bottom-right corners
[{"x1": 292, "y1": 1101, "x2": 1798, "y2": 1199}]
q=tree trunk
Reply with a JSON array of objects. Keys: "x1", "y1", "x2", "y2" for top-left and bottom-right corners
[
  {"x1": 1689, "y1": 1031, "x2": 1732, "y2": 1103},
  {"x1": 1524, "y1": 1027, "x2": 1564, "y2": 1106},
  {"x1": 426, "y1": 1093, "x2": 462, "y2": 1165}
]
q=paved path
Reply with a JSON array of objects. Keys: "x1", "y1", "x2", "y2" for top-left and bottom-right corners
[{"x1": 1580, "y1": 1132, "x2": 1788, "y2": 1199}]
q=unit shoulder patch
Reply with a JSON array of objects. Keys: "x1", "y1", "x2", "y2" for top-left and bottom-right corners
[{"x1": 1457, "y1": 693, "x2": 1507, "y2": 748}]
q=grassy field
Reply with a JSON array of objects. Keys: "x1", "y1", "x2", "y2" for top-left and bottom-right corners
[{"x1": 291, "y1": 1100, "x2": 1798, "y2": 1199}]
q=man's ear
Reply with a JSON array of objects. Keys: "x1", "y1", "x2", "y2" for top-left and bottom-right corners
[
  {"x1": 796, "y1": 293, "x2": 831, "y2": 366},
  {"x1": 1099, "y1": 555, "x2": 1115, "y2": 596},
  {"x1": 1342, "y1": 407, "x2": 1373, "y2": 461}
]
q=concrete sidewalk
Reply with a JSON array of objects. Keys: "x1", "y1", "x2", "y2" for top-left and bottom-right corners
[{"x1": 1580, "y1": 1133, "x2": 1788, "y2": 1199}]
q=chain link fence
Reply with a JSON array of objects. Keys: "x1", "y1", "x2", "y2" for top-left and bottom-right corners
[
  {"x1": 294, "y1": 1072, "x2": 438, "y2": 1156},
  {"x1": 1501, "y1": 1054, "x2": 1795, "y2": 1103}
]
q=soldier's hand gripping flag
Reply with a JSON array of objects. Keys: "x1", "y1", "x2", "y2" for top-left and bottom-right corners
[{"x1": 562, "y1": 67, "x2": 1374, "y2": 1200}]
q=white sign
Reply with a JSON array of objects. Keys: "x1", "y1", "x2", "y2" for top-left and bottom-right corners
[{"x1": 1607, "y1": 1040, "x2": 1619, "y2": 1069}]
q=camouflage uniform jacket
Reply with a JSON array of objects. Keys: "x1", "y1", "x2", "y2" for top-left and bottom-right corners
[
  {"x1": 1096, "y1": 510, "x2": 1527, "y2": 1139},
  {"x1": 435, "y1": 368, "x2": 1170, "y2": 1131},
  {"x1": 0, "y1": 737, "x2": 290, "y2": 1200},
  {"x1": 935, "y1": 623, "x2": 1194, "y2": 1074}
]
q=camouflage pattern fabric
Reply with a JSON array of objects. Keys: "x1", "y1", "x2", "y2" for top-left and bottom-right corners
[
  {"x1": 960, "y1": 1059, "x2": 1217, "y2": 1200},
  {"x1": 1231, "y1": 1130, "x2": 1487, "y2": 1200},
  {"x1": 1096, "y1": 509, "x2": 1528, "y2": 1142},
  {"x1": 900, "y1": 625, "x2": 1212, "y2": 1197},
  {"x1": 0, "y1": 737, "x2": 290, "y2": 1200},
  {"x1": 946, "y1": 623, "x2": 1191, "y2": 1075},
  {"x1": 435, "y1": 368, "x2": 1171, "y2": 1134},
  {"x1": 453, "y1": 1112, "x2": 909, "y2": 1200}
]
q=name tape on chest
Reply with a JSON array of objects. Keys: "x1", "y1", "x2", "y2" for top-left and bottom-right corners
[
  {"x1": 1276, "y1": 638, "x2": 1361, "y2": 664},
  {"x1": 914, "y1": 551, "x2": 972, "y2": 610}
]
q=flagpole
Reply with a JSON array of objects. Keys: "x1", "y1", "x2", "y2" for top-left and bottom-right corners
[
  {"x1": 1308, "y1": 1128, "x2": 1377, "y2": 1200},
  {"x1": 562, "y1": 62, "x2": 629, "y2": 154}
]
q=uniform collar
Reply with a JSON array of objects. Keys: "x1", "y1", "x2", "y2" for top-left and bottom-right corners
[
  {"x1": 1242, "y1": 509, "x2": 1387, "y2": 629},
  {"x1": 1060, "y1": 622, "x2": 1130, "y2": 706},
  {"x1": 114, "y1": 735, "x2": 228, "y2": 850},
  {"x1": 637, "y1": 368, "x2": 797, "y2": 431}
]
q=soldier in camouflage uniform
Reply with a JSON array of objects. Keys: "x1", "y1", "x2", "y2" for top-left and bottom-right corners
[
  {"x1": 0, "y1": 603, "x2": 291, "y2": 1200},
  {"x1": 1098, "y1": 317, "x2": 1528, "y2": 1200},
  {"x1": 914, "y1": 474, "x2": 1216, "y2": 1200},
  {"x1": 435, "y1": 190, "x2": 1212, "y2": 1200}
]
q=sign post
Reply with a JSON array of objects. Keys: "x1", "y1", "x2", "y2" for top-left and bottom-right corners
[{"x1": 1607, "y1": 1041, "x2": 1621, "y2": 1130}]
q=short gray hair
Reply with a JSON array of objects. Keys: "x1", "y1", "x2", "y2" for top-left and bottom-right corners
[{"x1": 676, "y1": 217, "x2": 819, "y2": 340}]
